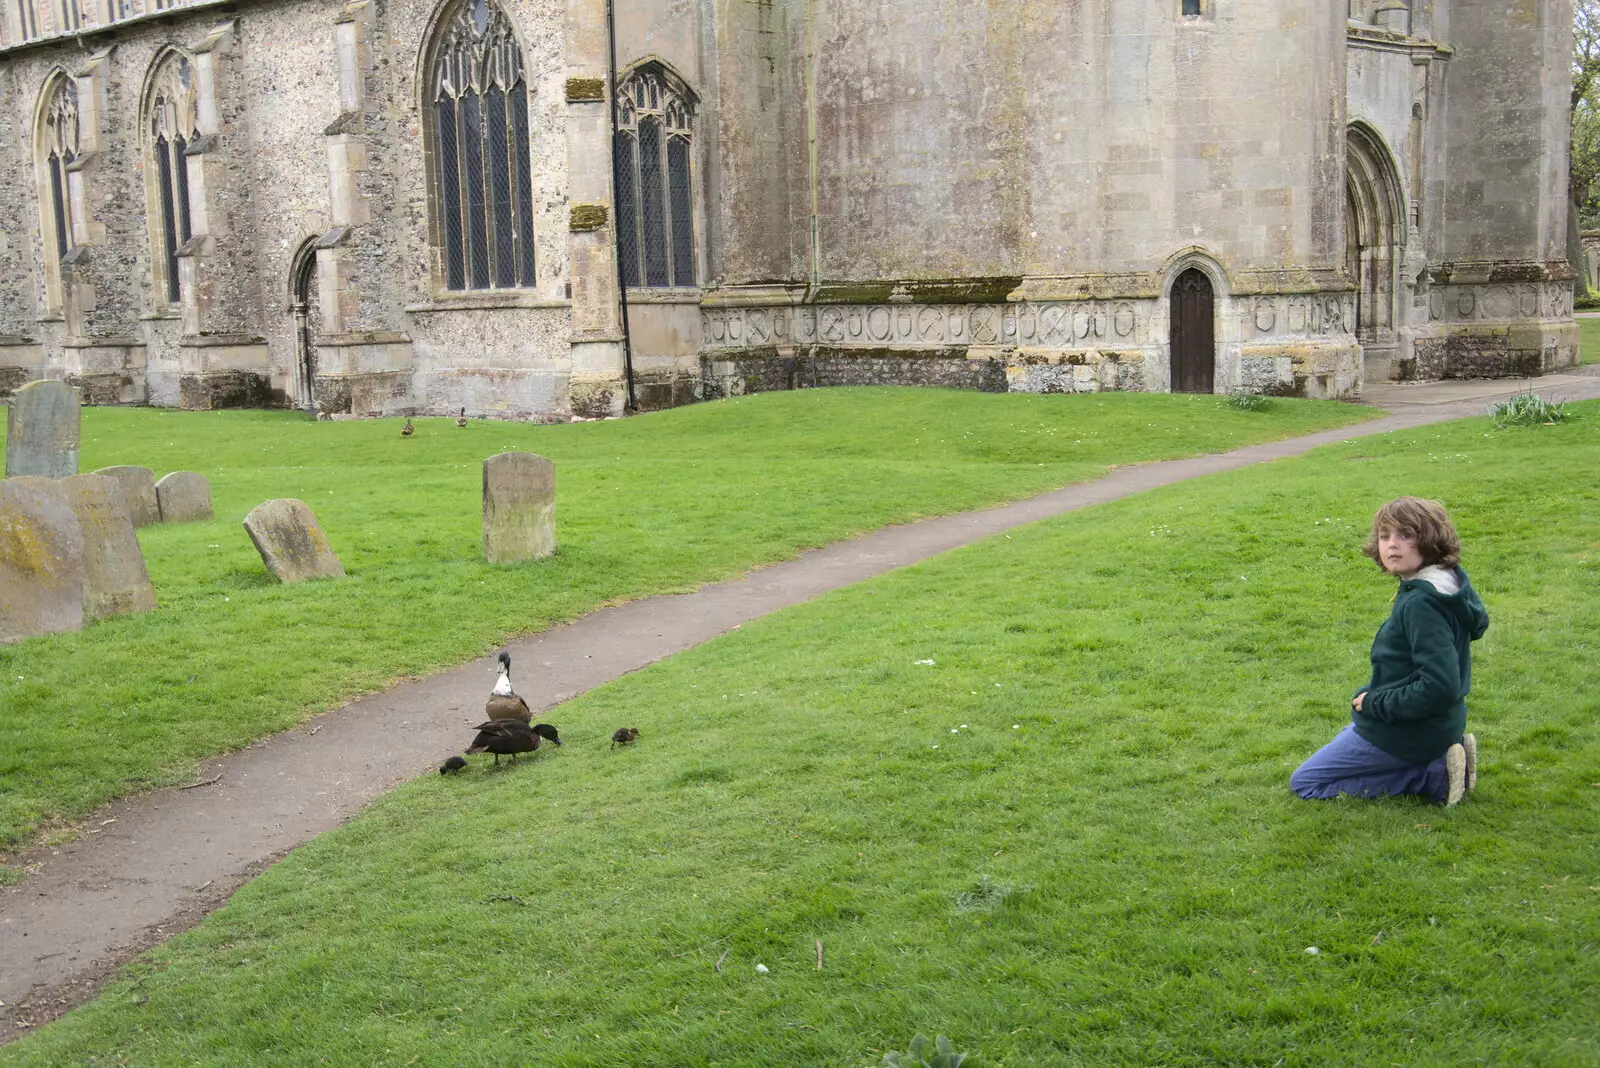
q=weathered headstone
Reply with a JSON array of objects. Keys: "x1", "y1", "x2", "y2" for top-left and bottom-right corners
[
  {"x1": 0, "y1": 477, "x2": 85, "y2": 643},
  {"x1": 243, "y1": 499, "x2": 345, "y2": 583},
  {"x1": 4, "y1": 379, "x2": 80, "y2": 478},
  {"x1": 60, "y1": 473, "x2": 157, "y2": 621},
  {"x1": 155, "y1": 471, "x2": 213, "y2": 523},
  {"x1": 482, "y1": 451, "x2": 555, "y2": 563},
  {"x1": 93, "y1": 465, "x2": 160, "y2": 527}
]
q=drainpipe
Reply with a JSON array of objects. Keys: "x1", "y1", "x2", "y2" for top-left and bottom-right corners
[
  {"x1": 803, "y1": 0, "x2": 821, "y2": 301},
  {"x1": 606, "y1": 0, "x2": 638, "y2": 412}
]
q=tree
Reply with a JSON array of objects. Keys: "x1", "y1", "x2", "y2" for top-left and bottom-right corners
[{"x1": 1569, "y1": 0, "x2": 1600, "y2": 297}]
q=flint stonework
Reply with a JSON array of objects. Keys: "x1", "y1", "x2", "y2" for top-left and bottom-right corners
[
  {"x1": 93, "y1": 466, "x2": 161, "y2": 527},
  {"x1": 4, "y1": 380, "x2": 80, "y2": 479},
  {"x1": 60, "y1": 473, "x2": 157, "y2": 621},
  {"x1": 156, "y1": 471, "x2": 214, "y2": 523},
  {"x1": 483, "y1": 452, "x2": 555, "y2": 564},
  {"x1": 243, "y1": 499, "x2": 345, "y2": 583},
  {"x1": 0, "y1": 478, "x2": 85, "y2": 643}
]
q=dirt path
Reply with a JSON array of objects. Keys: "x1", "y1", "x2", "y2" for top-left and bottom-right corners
[{"x1": 4, "y1": 375, "x2": 1597, "y2": 1041}]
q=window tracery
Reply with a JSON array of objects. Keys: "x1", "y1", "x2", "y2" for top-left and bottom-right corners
[
  {"x1": 147, "y1": 53, "x2": 197, "y2": 306},
  {"x1": 428, "y1": 0, "x2": 536, "y2": 291},
  {"x1": 42, "y1": 78, "x2": 79, "y2": 268},
  {"x1": 614, "y1": 65, "x2": 695, "y2": 288}
]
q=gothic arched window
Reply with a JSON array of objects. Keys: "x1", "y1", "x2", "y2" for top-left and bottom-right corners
[
  {"x1": 427, "y1": 0, "x2": 536, "y2": 291},
  {"x1": 615, "y1": 65, "x2": 696, "y2": 288},
  {"x1": 42, "y1": 79, "x2": 79, "y2": 265},
  {"x1": 147, "y1": 53, "x2": 197, "y2": 307}
]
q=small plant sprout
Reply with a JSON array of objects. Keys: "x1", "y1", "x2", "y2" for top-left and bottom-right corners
[
  {"x1": 882, "y1": 1033, "x2": 969, "y2": 1068},
  {"x1": 1225, "y1": 387, "x2": 1271, "y2": 412}
]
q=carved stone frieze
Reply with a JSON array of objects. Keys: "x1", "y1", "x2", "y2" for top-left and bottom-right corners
[
  {"x1": 702, "y1": 292, "x2": 1362, "y2": 352},
  {"x1": 1425, "y1": 282, "x2": 1572, "y2": 324}
]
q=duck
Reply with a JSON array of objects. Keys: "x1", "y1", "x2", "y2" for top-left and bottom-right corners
[
  {"x1": 456, "y1": 406, "x2": 468, "y2": 428},
  {"x1": 439, "y1": 754, "x2": 468, "y2": 775},
  {"x1": 466, "y1": 719, "x2": 561, "y2": 765},
  {"x1": 485, "y1": 650, "x2": 532, "y2": 723},
  {"x1": 610, "y1": 727, "x2": 640, "y2": 750},
  {"x1": 401, "y1": 418, "x2": 414, "y2": 437}
]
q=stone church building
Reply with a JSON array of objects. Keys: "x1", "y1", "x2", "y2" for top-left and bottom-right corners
[{"x1": 0, "y1": 0, "x2": 1578, "y2": 420}]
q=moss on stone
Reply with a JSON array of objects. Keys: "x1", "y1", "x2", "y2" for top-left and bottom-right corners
[
  {"x1": 565, "y1": 78, "x2": 606, "y2": 103},
  {"x1": 570, "y1": 204, "x2": 610, "y2": 232}
]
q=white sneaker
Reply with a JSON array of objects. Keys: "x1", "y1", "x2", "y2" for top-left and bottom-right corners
[
  {"x1": 1462, "y1": 733, "x2": 1478, "y2": 792},
  {"x1": 1444, "y1": 744, "x2": 1467, "y2": 806}
]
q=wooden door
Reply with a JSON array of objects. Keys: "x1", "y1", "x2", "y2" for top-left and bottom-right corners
[{"x1": 1170, "y1": 268, "x2": 1215, "y2": 394}]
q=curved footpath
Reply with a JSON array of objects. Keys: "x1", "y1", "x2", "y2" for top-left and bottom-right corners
[{"x1": 4, "y1": 372, "x2": 1598, "y2": 1041}]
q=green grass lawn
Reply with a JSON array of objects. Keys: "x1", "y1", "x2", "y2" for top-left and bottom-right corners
[
  {"x1": 0, "y1": 389, "x2": 1379, "y2": 851},
  {"x1": 1578, "y1": 315, "x2": 1600, "y2": 365},
  {"x1": 5, "y1": 402, "x2": 1595, "y2": 1066}
]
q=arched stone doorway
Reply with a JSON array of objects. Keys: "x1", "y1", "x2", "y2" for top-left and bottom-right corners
[
  {"x1": 1346, "y1": 124, "x2": 1404, "y2": 377},
  {"x1": 289, "y1": 242, "x2": 320, "y2": 412},
  {"x1": 1169, "y1": 267, "x2": 1215, "y2": 393}
]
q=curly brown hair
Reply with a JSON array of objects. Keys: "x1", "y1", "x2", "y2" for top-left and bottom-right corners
[{"x1": 1360, "y1": 497, "x2": 1461, "y2": 571}]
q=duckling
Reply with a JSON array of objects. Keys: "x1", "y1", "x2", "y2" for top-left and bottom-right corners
[
  {"x1": 439, "y1": 754, "x2": 468, "y2": 775},
  {"x1": 466, "y1": 719, "x2": 561, "y2": 765},
  {"x1": 485, "y1": 650, "x2": 532, "y2": 724},
  {"x1": 401, "y1": 418, "x2": 415, "y2": 437},
  {"x1": 610, "y1": 727, "x2": 640, "y2": 750},
  {"x1": 456, "y1": 406, "x2": 468, "y2": 428}
]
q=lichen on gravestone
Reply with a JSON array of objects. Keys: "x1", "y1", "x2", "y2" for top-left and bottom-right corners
[
  {"x1": 4, "y1": 379, "x2": 81, "y2": 479},
  {"x1": 243, "y1": 499, "x2": 345, "y2": 583},
  {"x1": 482, "y1": 452, "x2": 555, "y2": 564},
  {"x1": 59, "y1": 473, "x2": 157, "y2": 621},
  {"x1": 0, "y1": 478, "x2": 85, "y2": 643}
]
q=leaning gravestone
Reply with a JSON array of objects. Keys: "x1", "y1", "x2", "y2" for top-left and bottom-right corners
[
  {"x1": 482, "y1": 451, "x2": 555, "y2": 563},
  {"x1": 4, "y1": 379, "x2": 80, "y2": 478},
  {"x1": 93, "y1": 465, "x2": 160, "y2": 527},
  {"x1": 60, "y1": 473, "x2": 157, "y2": 621},
  {"x1": 243, "y1": 499, "x2": 345, "y2": 583},
  {"x1": 0, "y1": 477, "x2": 85, "y2": 643},
  {"x1": 155, "y1": 471, "x2": 213, "y2": 522}
]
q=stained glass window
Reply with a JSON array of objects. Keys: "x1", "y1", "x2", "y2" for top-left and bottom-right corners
[
  {"x1": 428, "y1": 0, "x2": 536, "y2": 291},
  {"x1": 148, "y1": 53, "x2": 197, "y2": 306},
  {"x1": 615, "y1": 65, "x2": 696, "y2": 289}
]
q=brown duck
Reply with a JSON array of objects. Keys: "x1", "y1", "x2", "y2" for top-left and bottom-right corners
[
  {"x1": 485, "y1": 650, "x2": 532, "y2": 723},
  {"x1": 610, "y1": 727, "x2": 640, "y2": 750},
  {"x1": 466, "y1": 720, "x2": 561, "y2": 765}
]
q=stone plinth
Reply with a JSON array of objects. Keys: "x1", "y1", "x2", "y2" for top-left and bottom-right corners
[
  {"x1": 243, "y1": 499, "x2": 345, "y2": 583},
  {"x1": 5, "y1": 380, "x2": 80, "y2": 478},
  {"x1": 156, "y1": 471, "x2": 213, "y2": 522},
  {"x1": 60, "y1": 473, "x2": 157, "y2": 621},
  {"x1": 482, "y1": 452, "x2": 555, "y2": 564},
  {"x1": 0, "y1": 478, "x2": 84, "y2": 643},
  {"x1": 93, "y1": 466, "x2": 160, "y2": 527}
]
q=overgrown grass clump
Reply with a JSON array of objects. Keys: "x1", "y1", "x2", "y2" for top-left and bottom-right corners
[
  {"x1": 1488, "y1": 391, "x2": 1574, "y2": 429},
  {"x1": 0, "y1": 389, "x2": 1378, "y2": 850},
  {"x1": 5, "y1": 402, "x2": 1595, "y2": 1065}
]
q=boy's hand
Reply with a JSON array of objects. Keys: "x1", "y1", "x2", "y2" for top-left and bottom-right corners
[{"x1": 1352, "y1": 692, "x2": 1366, "y2": 713}]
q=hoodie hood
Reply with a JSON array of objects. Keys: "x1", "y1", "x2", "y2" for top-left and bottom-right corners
[{"x1": 1397, "y1": 565, "x2": 1489, "y2": 641}]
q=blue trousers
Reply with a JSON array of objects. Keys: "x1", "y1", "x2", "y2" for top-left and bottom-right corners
[{"x1": 1291, "y1": 724, "x2": 1449, "y2": 802}]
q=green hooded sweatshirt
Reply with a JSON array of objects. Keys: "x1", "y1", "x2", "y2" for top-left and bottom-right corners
[{"x1": 1354, "y1": 566, "x2": 1489, "y2": 764}]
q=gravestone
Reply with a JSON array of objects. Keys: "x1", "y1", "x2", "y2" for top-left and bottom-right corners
[
  {"x1": 4, "y1": 380, "x2": 80, "y2": 478},
  {"x1": 93, "y1": 465, "x2": 160, "y2": 527},
  {"x1": 156, "y1": 471, "x2": 213, "y2": 522},
  {"x1": 482, "y1": 451, "x2": 555, "y2": 563},
  {"x1": 60, "y1": 473, "x2": 157, "y2": 621},
  {"x1": 0, "y1": 478, "x2": 85, "y2": 643},
  {"x1": 243, "y1": 498, "x2": 345, "y2": 583}
]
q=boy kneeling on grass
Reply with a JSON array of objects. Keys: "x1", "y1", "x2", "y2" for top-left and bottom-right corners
[{"x1": 1291, "y1": 497, "x2": 1489, "y2": 807}]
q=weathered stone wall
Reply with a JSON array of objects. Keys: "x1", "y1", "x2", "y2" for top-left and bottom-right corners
[{"x1": 0, "y1": 0, "x2": 1577, "y2": 413}]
